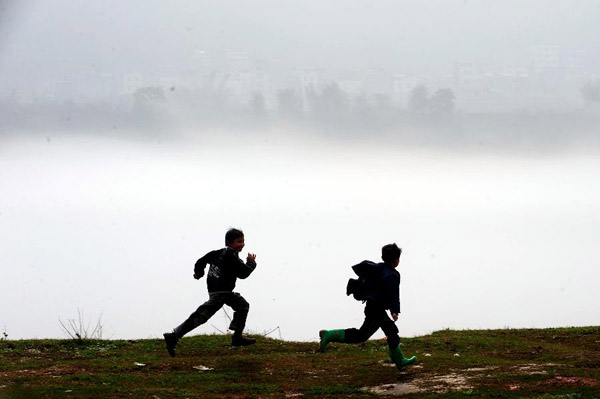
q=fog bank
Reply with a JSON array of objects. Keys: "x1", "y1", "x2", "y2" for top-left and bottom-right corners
[{"x1": 1, "y1": 134, "x2": 599, "y2": 340}]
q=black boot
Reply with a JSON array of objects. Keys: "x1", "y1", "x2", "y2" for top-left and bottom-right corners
[
  {"x1": 231, "y1": 333, "x2": 256, "y2": 347},
  {"x1": 163, "y1": 332, "x2": 178, "y2": 357}
]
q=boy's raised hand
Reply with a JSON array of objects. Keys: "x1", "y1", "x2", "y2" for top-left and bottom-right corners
[
  {"x1": 391, "y1": 312, "x2": 398, "y2": 321},
  {"x1": 247, "y1": 253, "x2": 257, "y2": 262}
]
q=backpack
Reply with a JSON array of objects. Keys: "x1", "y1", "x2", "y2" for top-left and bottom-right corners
[{"x1": 346, "y1": 261, "x2": 383, "y2": 301}]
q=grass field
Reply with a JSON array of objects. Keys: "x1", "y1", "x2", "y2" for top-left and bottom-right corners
[{"x1": 1, "y1": 327, "x2": 599, "y2": 398}]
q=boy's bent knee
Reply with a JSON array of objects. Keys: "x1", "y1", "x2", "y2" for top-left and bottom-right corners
[
  {"x1": 230, "y1": 294, "x2": 250, "y2": 311},
  {"x1": 387, "y1": 335, "x2": 400, "y2": 349}
]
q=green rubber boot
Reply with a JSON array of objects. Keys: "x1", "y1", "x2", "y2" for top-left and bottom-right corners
[
  {"x1": 319, "y1": 329, "x2": 345, "y2": 353},
  {"x1": 388, "y1": 344, "x2": 417, "y2": 370}
]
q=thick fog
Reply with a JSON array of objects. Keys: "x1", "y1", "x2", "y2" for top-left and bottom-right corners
[
  {"x1": 2, "y1": 134, "x2": 600, "y2": 340},
  {"x1": 1, "y1": 1, "x2": 600, "y2": 340}
]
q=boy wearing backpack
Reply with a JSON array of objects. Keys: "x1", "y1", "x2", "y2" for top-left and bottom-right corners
[
  {"x1": 163, "y1": 228, "x2": 257, "y2": 357},
  {"x1": 319, "y1": 243, "x2": 416, "y2": 370}
]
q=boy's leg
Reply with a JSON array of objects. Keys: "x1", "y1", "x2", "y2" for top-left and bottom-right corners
[
  {"x1": 165, "y1": 295, "x2": 226, "y2": 357},
  {"x1": 225, "y1": 292, "x2": 255, "y2": 346},
  {"x1": 343, "y1": 301, "x2": 383, "y2": 344},
  {"x1": 318, "y1": 329, "x2": 346, "y2": 353},
  {"x1": 172, "y1": 293, "x2": 227, "y2": 339},
  {"x1": 321, "y1": 302, "x2": 381, "y2": 352},
  {"x1": 225, "y1": 292, "x2": 250, "y2": 333},
  {"x1": 379, "y1": 312, "x2": 416, "y2": 370},
  {"x1": 388, "y1": 344, "x2": 417, "y2": 370},
  {"x1": 379, "y1": 314, "x2": 400, "y2": 350}
]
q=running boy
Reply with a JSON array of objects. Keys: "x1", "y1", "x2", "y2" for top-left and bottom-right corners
[
  {"x1": 319, "y1": 243, "x2": 416, "y2": 370},
  {"x1": 163, "y1": 228, "x2": 257, "y2": 356}
]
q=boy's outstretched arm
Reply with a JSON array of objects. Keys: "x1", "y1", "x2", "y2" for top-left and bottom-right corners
[{"x1": 236, "y1": 252, "x2": 257, "y2": 279}]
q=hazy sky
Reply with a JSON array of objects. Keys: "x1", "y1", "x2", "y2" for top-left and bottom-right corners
[{"x1": 2, "y1": 0, "x2": 600, "y2": 84}]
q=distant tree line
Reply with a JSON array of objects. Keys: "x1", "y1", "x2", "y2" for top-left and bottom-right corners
[
  {"x1": 581, "y1": 80, "x2": 600, "y2": 105},
  {"x1": 0, "y1": 81, "x2": 458, "y2": 133},
  {"x1": 2, "y1": 79, "x2": 600, "y2": 148}
]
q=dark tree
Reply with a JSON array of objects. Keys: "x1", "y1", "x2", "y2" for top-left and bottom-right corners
[
  {"x1": 407, "y1": 85, "x2": 429, "y2": 113},
  {"x1": 306, "y1": 82, "x2": 348, "y2": 123},
  {"x1": 429, "y1": 88, "x2": 455, "y2": 115},
  {"x1": 249, "y1": 90, "x2": 266, "y2": 116},
  {"x1": 132, "y1": 86, "x2": 168, "y2": 127},
  {"x1": 581, "y1": 80, "x2": 600, "y2": 104},
  {"x1": 276, "y1": 88, "x2": 303, "y2": 118},
  {"x1": 133, "y1": 86, "x2": 166, "y2": 108}
]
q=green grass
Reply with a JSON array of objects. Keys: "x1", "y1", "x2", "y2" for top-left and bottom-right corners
[{"x1": 1, "y1": 327, "x2": 599, "y2": 398}]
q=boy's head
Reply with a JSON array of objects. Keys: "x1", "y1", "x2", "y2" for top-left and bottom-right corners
[
  {"x1": 225, "y1": 228, "x2": 245, "y2": 252},
  {"x1": 381, "y1": 243, "x2": 402, "y2": 267}
]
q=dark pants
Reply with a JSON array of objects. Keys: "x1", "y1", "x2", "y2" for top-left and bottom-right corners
[
  {"x1": 173, "y1": 292, "x2": 250, "y2": 339},
  {"x1": 344, "y1": 300, "x2": 400, "y2": 349}
]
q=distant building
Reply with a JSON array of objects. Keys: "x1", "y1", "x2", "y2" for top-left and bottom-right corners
[
  {"x1": 498, "y1": 65, "x2": 529, "y2": 80},
  {"x1": 157, "y1": 76, "x2": 180, "y2": 92},
  {"x1": 531, "y1": 45, "x2": 560, "y2": 73},
  {"x1": 122, "y1": 73, "x2": 145, "y2": 94},
  {"x1": 224, "y1": 70, "x2": 268, "y2": 104},
  {"x1": 337, "y1": 77, "x2": 364, "y2": 98},
  {"x1": 295, "y1": 68, "x2": 325, "y2": 111},
  {"x1": 392, "y1": 74, "x2": 427, "y2": 108},
  {"x1": 454, "y1": 62, "x2": 480, "y2": 86},
  {"x1": 362, "y1": 68, "x2": 389, "y2": 95},
  {"x1": 53, "y1": 77, "x2": 83, "y2": 102},
  {"x1": 100, "y1": 73, "x2": 120, "y2": 100},
  {"x1": 193, "y1": 49, "x2": 212, "y2": 72},
  {"x1": 227, "y1": 51, "x2": 252, "y2": 72},
  {"x1": 564, "y1": 53, "x2": 585, "y2": 82}
]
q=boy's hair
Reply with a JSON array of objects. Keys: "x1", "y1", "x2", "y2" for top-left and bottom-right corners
[
  {"x1": 225, "y1": 228, "x2": 244, "y2": 245},
  {"x1": 382, "y1": 243, "x2": 402, "y2": 264}
]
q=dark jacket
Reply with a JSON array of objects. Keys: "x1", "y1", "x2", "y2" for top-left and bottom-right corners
[
  {"x1": 352, "y1": 260, "x2": 401, "y2": 314},
  {"x1": 194, "y1": 247, "x2": 257, "y2": 293}
]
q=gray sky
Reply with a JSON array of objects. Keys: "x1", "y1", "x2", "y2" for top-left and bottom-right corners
[{"x1": 2, "y1": 0, "x2": 600, "y2": 82}]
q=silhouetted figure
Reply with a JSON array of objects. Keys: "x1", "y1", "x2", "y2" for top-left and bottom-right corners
[
  {"x1": 319, "y1": 243, "x2": 416, "y2": 370},
  {"x1": 163, "y1": 228, "x2": 257, "y2": 356}
]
